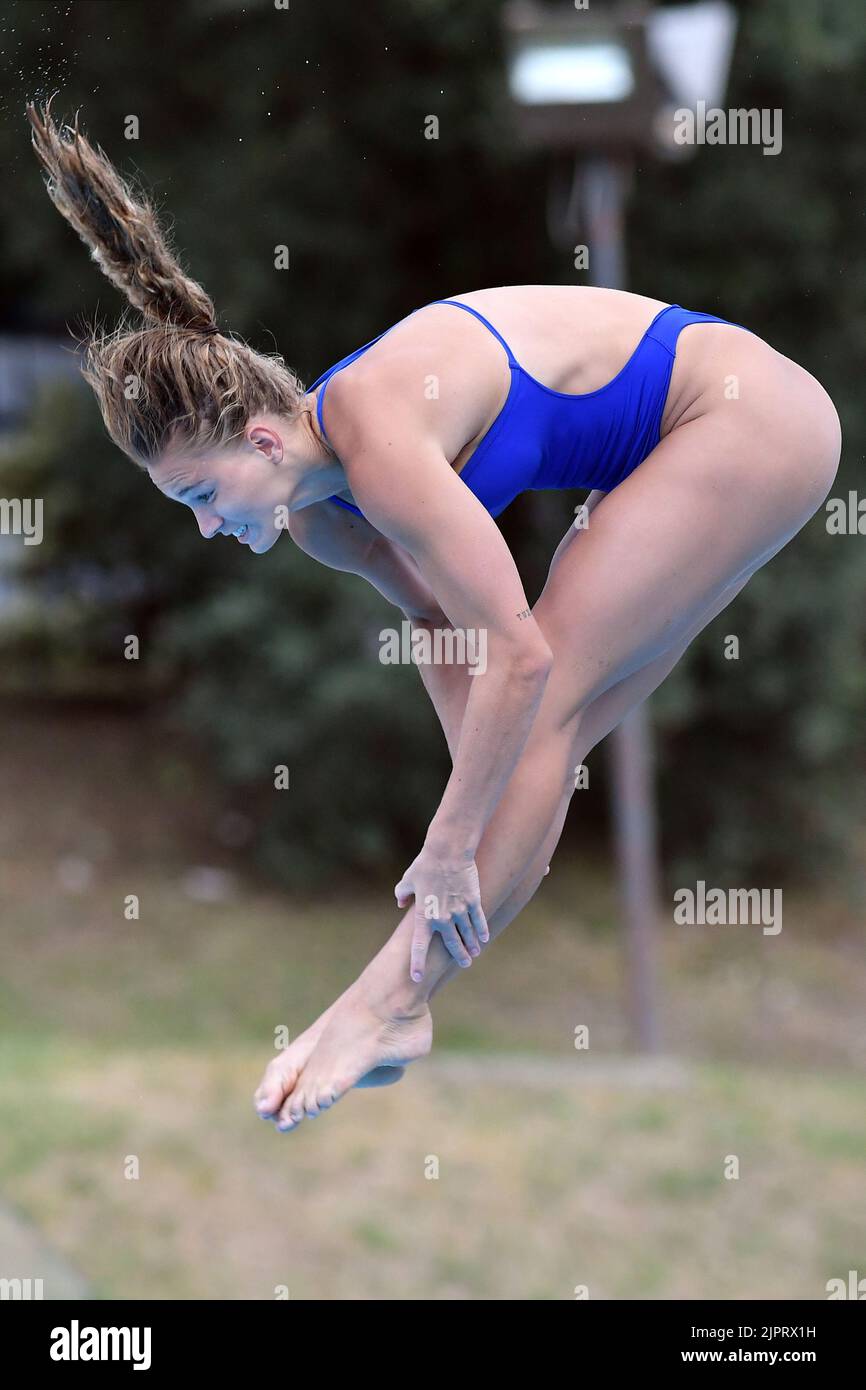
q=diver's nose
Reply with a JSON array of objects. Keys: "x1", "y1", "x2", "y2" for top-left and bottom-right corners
[{"x1": 197, "y1": 510, "x2": 224, "y2": 540}]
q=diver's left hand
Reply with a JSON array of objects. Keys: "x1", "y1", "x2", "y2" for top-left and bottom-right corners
[{"x1": 394, "y1": 847, "x2": 490, "y2": 983}]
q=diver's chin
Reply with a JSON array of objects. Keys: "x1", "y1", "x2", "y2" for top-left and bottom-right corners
[{"x1": 251, "y1": 527, "x2": 282, "y2": 555}]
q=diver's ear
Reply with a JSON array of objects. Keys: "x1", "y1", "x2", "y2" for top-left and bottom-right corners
[{"x1": 247, "y1": 424, "x2": 283, "y2": 464}]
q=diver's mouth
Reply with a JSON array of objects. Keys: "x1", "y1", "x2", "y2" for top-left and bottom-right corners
[{"x1": 232, "y1": 524, "x2": 249, "y2": 541}]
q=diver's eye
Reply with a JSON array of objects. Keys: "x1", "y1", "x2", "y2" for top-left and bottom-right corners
[{"x1": 197, "y1": 489, "x2": 215, "y2": 505}]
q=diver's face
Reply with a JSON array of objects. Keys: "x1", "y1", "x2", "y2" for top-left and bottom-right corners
[{"x1": 150, "y1": 428, "x2": 289, "y2": 554}]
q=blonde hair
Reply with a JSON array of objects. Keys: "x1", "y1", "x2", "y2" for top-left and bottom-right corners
[{"x1": 27, "y1": 94, "x2": 307, "y2": 467}]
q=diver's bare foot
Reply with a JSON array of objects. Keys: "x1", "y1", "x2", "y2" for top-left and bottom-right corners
[
  {"x1": 253, "y1": 1000, "x2": 405, "y2": 1120},
  {"x1": 271, "y1": 986, "x2": 432, "y2": 1132}
]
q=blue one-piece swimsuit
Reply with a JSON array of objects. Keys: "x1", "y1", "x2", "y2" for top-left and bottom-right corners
[{"x1": 305, "y1": 299, "x2": 741, "y2": 520}]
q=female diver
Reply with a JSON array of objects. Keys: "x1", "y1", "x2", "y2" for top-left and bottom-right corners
[{"x1": 28, "y1": 99, "x2": 841, "y2": 1132}]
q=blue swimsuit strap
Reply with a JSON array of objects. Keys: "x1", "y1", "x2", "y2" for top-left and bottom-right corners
[
  {"x1": 426, "y1": 300, "x2": 519, "y2": 367},
  {"x1": 312, "y1": 299, "x2": 519, "y2": 454},
  {"x1": 310, "y1": 328, "x2": 389, "y2": 444}
]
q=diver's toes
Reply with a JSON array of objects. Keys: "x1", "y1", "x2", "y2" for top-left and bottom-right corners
[
  {"x1": 255, "y1": 1057, "x2": 298, "y2": 1117},
  {"x1": 276, "y1": 1093, "x2": 306, "y2": 1131}
]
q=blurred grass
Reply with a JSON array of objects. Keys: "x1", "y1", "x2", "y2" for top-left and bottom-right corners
[
  {"x1": 2, "y1": 851, "x2": 866, "y2": 1069},
  {"x1": 1, "y1": 705, "x2": 865, "y2": 1298},
  {"x1": 1, "y1": 1037, "x2": 864, "y2": 1299}
]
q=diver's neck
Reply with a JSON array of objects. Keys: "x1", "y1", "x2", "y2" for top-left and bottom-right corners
[{"x1": 287, "y1": 399, "x2": 348, "y2": 510}]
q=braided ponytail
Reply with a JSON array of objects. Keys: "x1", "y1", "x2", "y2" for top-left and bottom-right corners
[
  {"x1": 26, "y1": 94, "x2": 303, "y2": 465},
  {"x1": 28, "y1": 94, "x2": 216, "y2": 333}
]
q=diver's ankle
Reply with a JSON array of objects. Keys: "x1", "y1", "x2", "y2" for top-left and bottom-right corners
[{"x1": 355, "y1": 961, "x2": 431, "y2": 1021}]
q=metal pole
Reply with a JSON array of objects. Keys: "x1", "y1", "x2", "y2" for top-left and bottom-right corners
[
  {"x1": 579, "y1": 155, "x2": 660, "y2": 1053},
  {"x1": 610, "y1": 702, "x2": 661, "y2": 1052}
]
